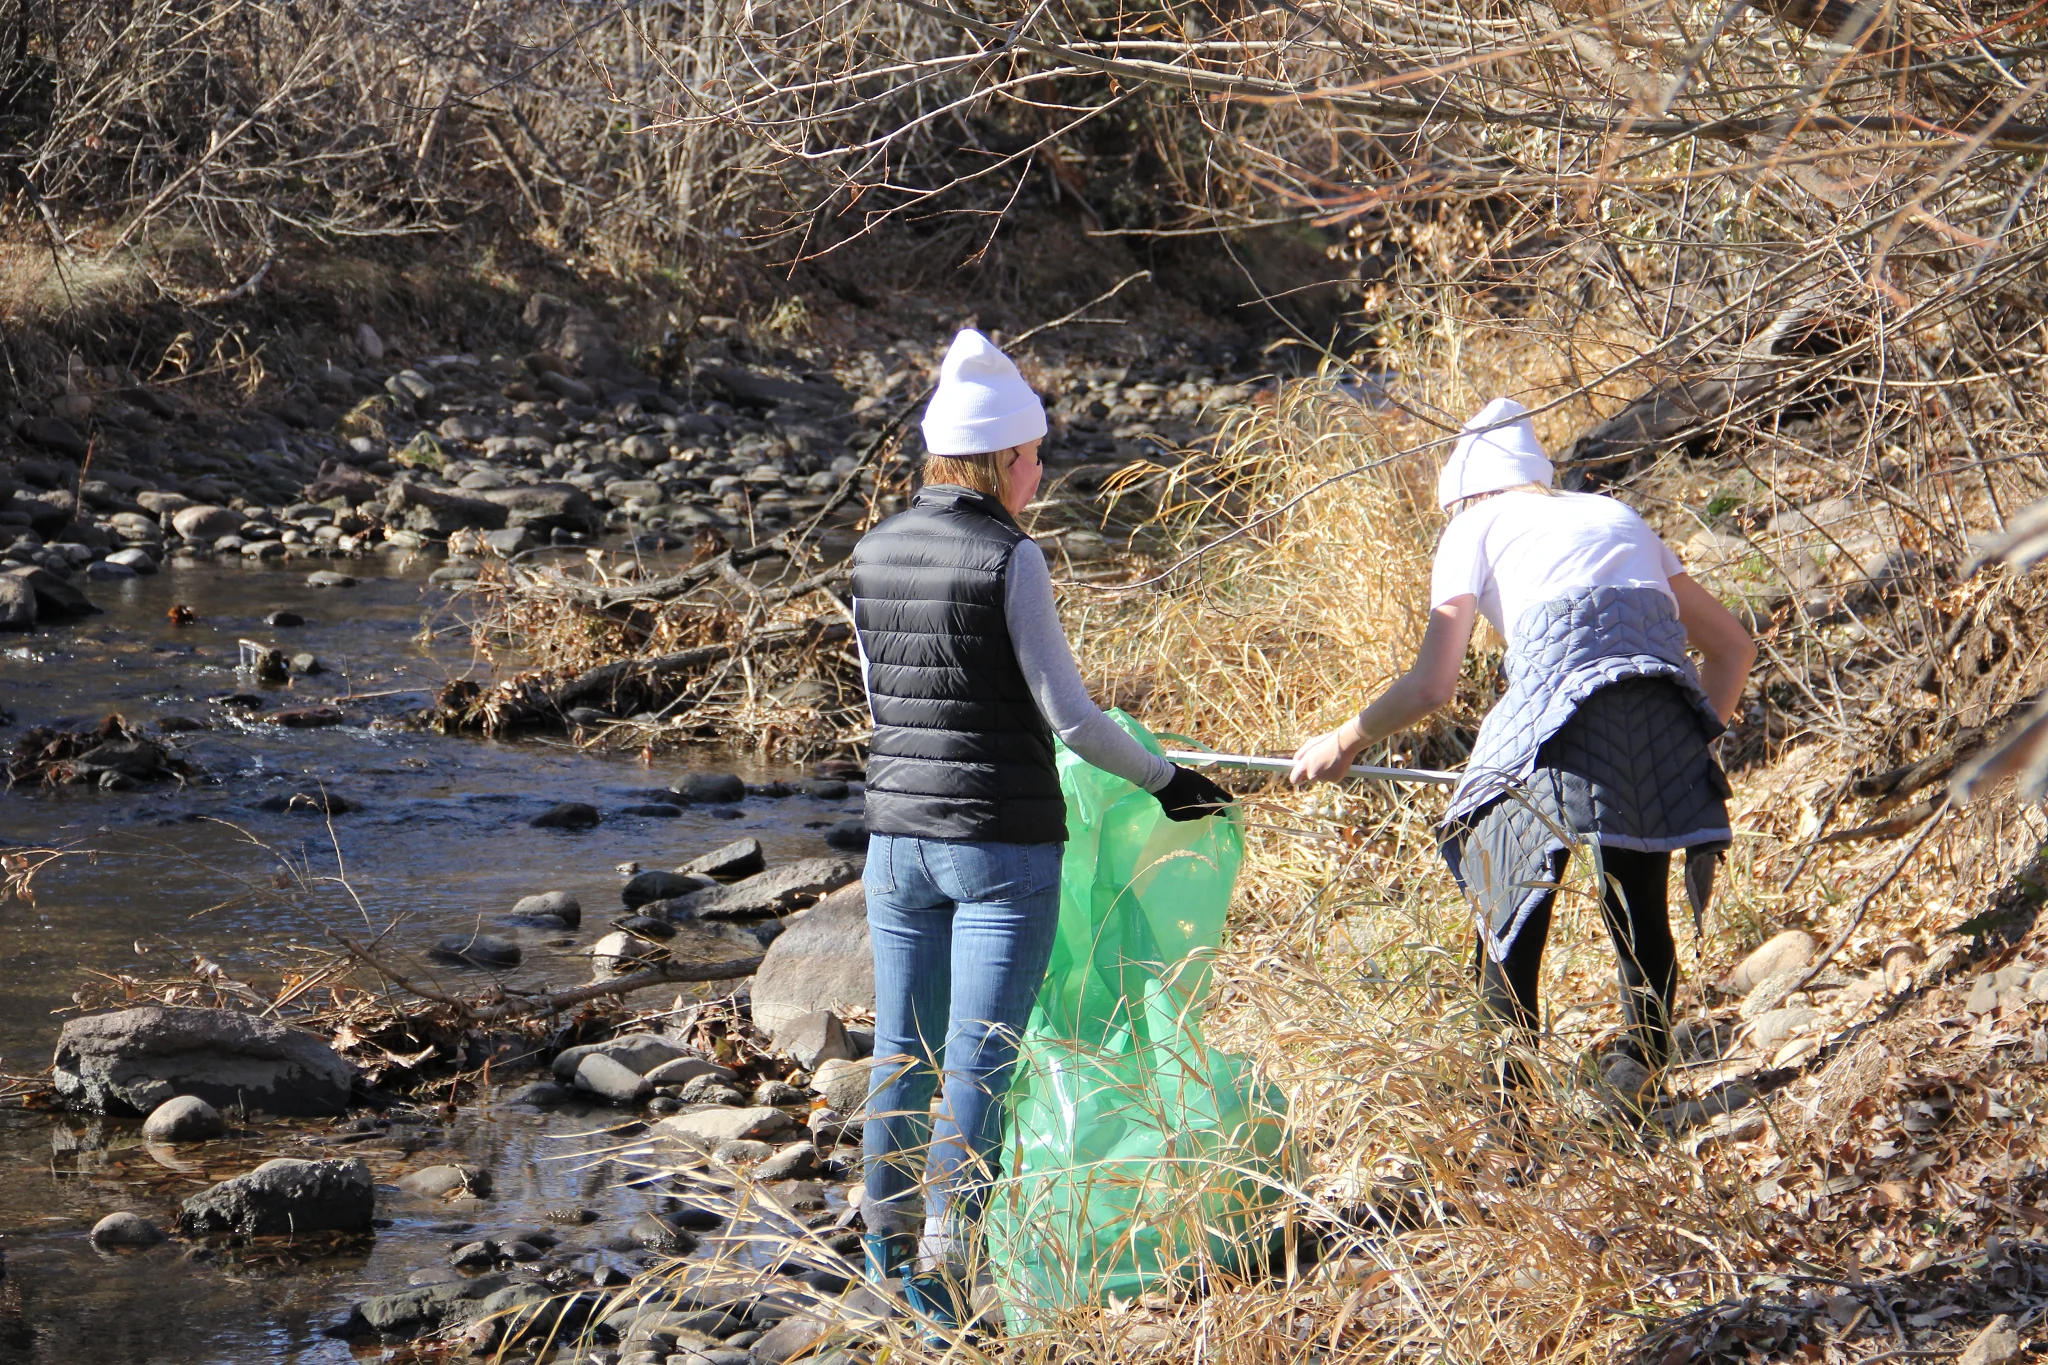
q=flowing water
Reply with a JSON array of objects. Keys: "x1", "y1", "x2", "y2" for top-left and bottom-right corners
[{"x1": 0, "y1": 551, "x2": 856, "y2": 1362}]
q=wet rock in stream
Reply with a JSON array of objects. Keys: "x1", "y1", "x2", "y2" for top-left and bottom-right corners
[
  {"x1": 682, "y1": 836, "x2": 766, "y2": 880},
  {"x1": 663, "y1": 857, "x2": 858, "y2": 921},
  {"x1": 623, "y1": 869, "x2": 715, "y2": 908},
  {"x1": 431, "y1": 932, "x2": 523, "y2": 968},
  {"x1": 509, "y1": 889, "x2": 582, "y2": 927},
  {"x1": 90, "y1": 1210, "x2": 168, "y2": 1247},
  {"x1": 673, "y1": 771, "x2": 746, "y2": 804},
  {"x1": 178, "y1": 1156, "x2": 375, "y2": 1238},
  {"x1": 397, "y1": 1163, "x2": 493, "y2": 1199},
  {"x1": 655, "y1": 1105, "x2": 796, "y2": 1149},
  {"x1": 531, "y1": 800, "x2": 601, "y2": 830},
  {"x1": 141, "y1": 1094, "x2": 225, "y2": 1143},
  {"x1": 53, "y1": 1005, "x2": 355, "y2": 1116},
  {"x1": 253, "y1": 787, "x2": 359, "y2": 815},
  {"x1": 574, "y1": 1052, "x2": 654, "y2": 1106}
]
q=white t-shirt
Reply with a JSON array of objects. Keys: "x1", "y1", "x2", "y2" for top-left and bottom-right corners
[{"x1": 1429, "y1": 490, "x2": 1685, "y2": 643}]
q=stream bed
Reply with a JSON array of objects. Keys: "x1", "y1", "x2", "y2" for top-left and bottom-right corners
[{"x1": 0, "y1": 550, "x2": 858, "y2": 1362}]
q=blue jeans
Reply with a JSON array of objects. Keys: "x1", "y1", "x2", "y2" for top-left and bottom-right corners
[{"x1": 862, "y1": 832, "x2": 1063, "y2": 1249}]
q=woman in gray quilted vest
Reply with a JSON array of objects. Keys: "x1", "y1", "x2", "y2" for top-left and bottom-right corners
[{"x1": 1289, "y1": 398, "x2": 1756, "y2": 1110}]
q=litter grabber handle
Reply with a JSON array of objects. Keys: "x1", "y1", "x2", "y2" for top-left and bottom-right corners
[{"x1": 1161, "y1": 749, "x2": 1460, "y2": 786}]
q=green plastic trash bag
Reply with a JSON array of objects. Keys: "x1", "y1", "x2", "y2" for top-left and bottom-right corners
[{"x1": 987, "y1": 712, "x2": 1295, "y2": 1322}]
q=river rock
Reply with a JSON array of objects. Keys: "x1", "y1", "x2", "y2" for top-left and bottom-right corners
[
  {"x1": 91, "y1": 1211, "x2": 167, "y2": 1247},
  {"x1": 172, "y1": 505, "x2": 241, "y2": 541},
  {"x1": 0, "y1": 575, "x2": 36, "y2": 630},
  {"x1": 177, "y1": 1156, "x2": 374, "y2": 1238},
  {"x1": 1882, "y1": 940, "x2": 1925, "y2": 987},
  {"x1": 751, "y1": 1312, "x2": 838, "y2": 1364},
  {"x1": 755, "y1": 1141, "x2": 820, "y2": 1181},
  {"x1": 479, "y1": 484, "x2": 603, "y2": 536},
  {"x1": 265, "y1": 610, "x2": 305, "y2": 628},
  {"x1": 754, "y1": 1080, "x2": 807, "y2": 1106},
  {"x1": 333, "y1": 1273, "x2": 515, "y2": 1342},
  {"x1": 1748, "y1": 1005, "x2": 1817, "y2": 1052},
  {"x1": 620, "y1": 1212, "x2": 692, "y2": 1254},
  {"x1": 675, "y1": 771, "x2": 746, "y2": 804},
  {"x1": 85, "y1": 559, "x2": 136, "y2": 581},
  {"x1": 668, "y1": 858, "x2": 859, "y2": 921},
  {"x1": 779, "y1": 1010, "x2": 853, "y2": 1071},
  {"x1": 306, "y1": 570, "x2": 357, "y2": 588},
  {"x1": 588, "y1": 930, "x2": 658, "y2": 978},
  {"x1": 397, "y1": 1164, "x2": 491, "y2": 1199},
  {"x1": 655, "y1": 1106, "x2": 797, "y2": 1149},
  {"x1": 623, "y1": 869, "x2": 711, "y2": 909},
  {"x1": 1719, "y1": 930, "x2": 1817, "y2": 995},
  {"x1": 504, "y1": 1081, "x2": 573, "y2": 1107},
  {"x1": 53, "y1": 1005, "x2": 355, "y2": 1116},
  {"x1": 431, "y1": 933, "x2": 522, "y2": 968},
  {"x1": 750, "y1": 884, "x2": 873, "y2": 1037},
  {"x1": 507, "y1": 890, "x2": 581, "y2": 927},
  {"x1": 822, "y1": 819, "x2": 867, "y2": 851},
  {"x1": 383, "y1": 480, "x2": 508, "y2": 534},
  {"x1": 574, "y1": 1053, "x2": 654, "y2": 1106},
  {"x1": 551, "y1": 1032, "x2": 689, "y2": 1081},
  {"x1": 530, "y1": 801, "x2": 600, "y2": 830},
  {"x1": 643, "y1": 1056, "x2": 737, "y2": 1088},
  {"x1": 8, "y1": 564, "x2": 97, "y2": 618},
  {"x1": 811, "y1": 1059, "x2": 871, "y2": 1118},
  {"x1": 1961, "y1": 1315, "x2": 2021, "y2": 1365},
  {"x1": 682, "y1": 837, "x2": 766, "y2": 880},
  {"x1": 106, "y1": 547, "x2": 157, "y2": 574},
  {"x1": 142, "y1": 1094, "x2": 225, "y2": 1143}
]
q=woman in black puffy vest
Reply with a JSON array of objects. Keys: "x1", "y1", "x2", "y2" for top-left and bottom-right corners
[{"x1": 847, "y1": 329, "x2": 1230, "y2": 1324}]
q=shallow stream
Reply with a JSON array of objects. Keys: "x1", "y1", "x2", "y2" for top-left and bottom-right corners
[{"x1": 0, "y1": 552, "x2": 857, "y2": 1362}]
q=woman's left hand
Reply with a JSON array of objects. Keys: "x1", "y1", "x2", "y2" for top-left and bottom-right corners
[{"x1": 1290, "y1": 725, "x2": 1362, "y2": 785}]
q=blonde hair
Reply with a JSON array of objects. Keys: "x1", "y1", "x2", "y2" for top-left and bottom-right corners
[
  {"x1": 920, "y1": 449, "x2": 1013, "y2": 500},
  {"x1": 1446, "y1": 481, "x2": 1556, "y2": 518}
]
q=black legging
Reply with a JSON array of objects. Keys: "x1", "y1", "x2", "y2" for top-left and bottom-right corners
[{"x1": 1477, "y1": 844, "x2": 1676, "y2": 1081}]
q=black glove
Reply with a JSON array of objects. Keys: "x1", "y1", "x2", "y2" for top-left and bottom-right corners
[{"x1": 1153, "y1": 764, "x2": 1235, "y2": 822}]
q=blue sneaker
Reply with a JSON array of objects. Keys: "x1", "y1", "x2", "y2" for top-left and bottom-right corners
[
  {"x1": 903, "y1": 1266, "x2": 974, "y2": 1346},
  {"x1": 862, "y1": 1231, "x2": 914, "y2": 1285}
]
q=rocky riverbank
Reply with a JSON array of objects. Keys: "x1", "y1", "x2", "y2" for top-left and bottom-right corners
[
  {"x1": 2, "y1": 288, "x2": 1260, "y2": 644},
  {"x1": 37, "y1": 827, "x2": 895, "y2": 1364}
]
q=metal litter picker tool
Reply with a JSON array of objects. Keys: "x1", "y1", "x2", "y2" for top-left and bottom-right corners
[{"x1": 1162, "y1": 749, "x2": 1460, "y2": 786}]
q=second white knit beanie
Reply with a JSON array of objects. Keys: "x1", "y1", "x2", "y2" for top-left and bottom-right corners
[{"x1": 1436, "y1": 397, "x2": 1554, "y2": 508}]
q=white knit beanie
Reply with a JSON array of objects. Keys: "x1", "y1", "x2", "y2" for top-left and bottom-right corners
[
  {"x1": 920, "y1": 329, "x2": 1048, "y2": 457},
  {"x1": 1436, "y1": 397, "x2": 1554, "y2": 508}
]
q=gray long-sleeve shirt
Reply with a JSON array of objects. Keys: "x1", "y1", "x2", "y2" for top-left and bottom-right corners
[{"x1": 852, "y1": 537, "x2": 1175, "y2": 795}]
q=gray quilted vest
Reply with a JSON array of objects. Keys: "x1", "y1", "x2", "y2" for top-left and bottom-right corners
[{"x1": 1447, "y1": 584, "x2": 1722, "y2": 826}]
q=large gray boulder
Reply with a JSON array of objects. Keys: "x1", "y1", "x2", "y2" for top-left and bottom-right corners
[
  {"x1": 177, "y1": 1156, "x2": 374, "y2": 1238},
  {"x1": 751, "y1": 883, "x2": 873, "y2": 1037},
  {"x1": 667, "y1": 858, "x2": 858, "y2": 921},
  {"x1": 53, "y1": 1006, "x2": 356, "y2": 1116}
]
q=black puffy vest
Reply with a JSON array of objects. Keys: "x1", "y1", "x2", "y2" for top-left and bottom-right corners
[{"x1": 850, "y1": 484, "x2": 1066, "y2": 844}]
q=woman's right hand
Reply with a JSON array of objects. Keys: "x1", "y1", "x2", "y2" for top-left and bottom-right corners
[{"x1": 1290, "y1": 723, "x2": 1363, "y2": 785}]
